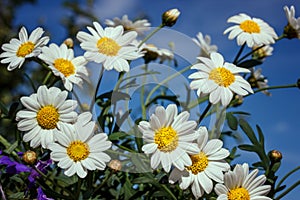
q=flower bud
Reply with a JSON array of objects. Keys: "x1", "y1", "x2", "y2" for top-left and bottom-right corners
[
  {"x1": 233, "y1": 94, "x2": 244, "y2": 107},
  {"x1": 63, "y1": 38, "x2": 74, "y2": 48},
  {"x1": 268, "y1": 150, "x2": 282, "y2": 163},
  {"x1": 162, "y1": 8, "x2": 180, "y2": 27},
  {"x1": 108, "y1": 159, "x2": 122, "y2": 172},
  {"x1": 22, "y1": 150, "x2": 37, "y2": 165},
  {"x1": 284, "y1": 24, "x2": 299, "y2": 39}
]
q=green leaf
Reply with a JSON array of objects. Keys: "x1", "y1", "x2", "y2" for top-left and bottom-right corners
[
  {"x1": 8, "y1": 192, "x2": 24, "y2": 199},
  {"x1": 0, "y1": 100, "x2": 9, "y2": 116},
  {"x1": 4, "y1": 140, "x2": 18, "y2": 154},
  {"x1": 226, "y1": 112, "x2": 238, "y2": 130},
  {"x1": 271, "y1": 162, "x2": 281, "y2": 173},
  {"x1": 54, "y1": 174, "x2": 78, "y2": 187},
  {"x1": 145, "y1": 95, "x2": 179, "y2": 107},
  {"x1": 132, "y1": 176, "x2": 155, "y2": 184},
  {"x1": 8, "y1": 102, "x2": 20, "y2": 119},
  {"x1": 123, "y1": 177, "x2": 136, "y2": 200},
  {"x1": 239, "y1": 119, "x2": 258, "y2": 145},
  {"x1": 237, "y1": 59, "x2": 262, "y2": 68},
  {"x1": 256, "y1": 125, "x2": 265, "y2": 147},
  {"x1": 108, "y1": 132, "x2": 128, "y2": 141},
  {"x1": 238, "y1": 144, "x2": 257, "y2": 152},
  {"x1": 252, "y1": 161, "x2": 264, "y2": 168},
  {"x1": 152, "y1": 190, "x2": 168, "y2": 197},
  {"x1": 10, "y1": 175, "x2": 25, "y2": 184}
]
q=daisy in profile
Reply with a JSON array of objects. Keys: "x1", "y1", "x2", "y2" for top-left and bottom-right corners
[
  {"x1": 105, "y1": 15, "x2": 151, "y2": 36},
  {"x1": 48, "y1": 112, "x2": 112, "y2": 178},
  {"x1": 38, "y1": 43, "x2": 88, "y2": 91},
  {"x1": 138, "y1": 104, "x2": 199, "y2": 173},
  {"x1": 169, "y1": 127, "x2": 230, "y2": 199},
  {"x1": 0, "y1": 26, "x2": 49, "y2": 71},
  {"x1": 192, "y1": 32, "x2": 218, "y2": 58},
  {"x1": 284, "y1": 5, "x2": 300, "y2": 39},
  {"x1": 76, "y1": 22, "x2": 143, "y2": 72},
  {"x1": 16, "y1": 85, "x2": 78, "y2": 148},
  {"x1": 215, "y1": 163, "x2": 272, "y2": 200},
  {"x1": 189, "y1": 52, "x2": 253, "y2": 107},
  {"x1": 248, "y1": 68, "x2": 271, "y2": 96},
  {"x1": 223, "y1": 13, "x2": 278, "y2": 47},
  {"x1": 252, "y1": 44, "x2": 273, "y2": 61}
]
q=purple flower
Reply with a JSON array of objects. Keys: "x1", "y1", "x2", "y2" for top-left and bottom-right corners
[
  {"x1": 37, "y1": 187, "x2": 54, "y2": 200},
  {"x1": 28, "y1": 159, "x2": 52, "y2": 184},
  {"x1": 0, "y1": 155, "x2": 30, "y2": 174}
]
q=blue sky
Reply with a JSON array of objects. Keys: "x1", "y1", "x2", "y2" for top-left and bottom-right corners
[{"x1": 14, "y1": 0, "x2": 300, "y2": 198}]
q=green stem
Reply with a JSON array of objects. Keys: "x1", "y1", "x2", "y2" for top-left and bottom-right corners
[
  {"x1": 247, "y1": 83, "x2": 298, "y2": 96},
  {"x1": 141, "y1": 65, "x2": 148, "y2": 119},
  {"x1": 138, "y1": 24, "x2": 165, "y2": 48},
  {"x1": 145, "y1": 64, "x2": 192, "y2": 106},
  {"x1": 233, "y1": 43, "x2": 246, "y2": 64},
  {"x1": 198, "y1": 102, "x2": 212, "y2": 124},
  {"x1": 90, "y1": 67, "x2": 105, "y2": 112},
  {"x1": 42, "y1": 71, "x2": 53, "y2": 85},
  {"x1": 236, "y1": 34, "x2": 286, "y2": 64},
  {"x1": 274, "y1": 180, "x2": 300, "y2": 200},
  {"x1": 92, "y1": 170, "x2": 112, "y2": 196},
  {"x1": 75, "y1": 178, "x2": 82, "y2": 200},
  {"x1": 275, "y1": 166, "x2": 300, "y2": 191},
  {"x1": 161, "y1": 184, "x2": 177, "y2": 200}
]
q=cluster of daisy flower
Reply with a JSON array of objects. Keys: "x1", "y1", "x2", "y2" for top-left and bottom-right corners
[{"x1": 0, "y1": 5, "x2": 299, "y2": 200}]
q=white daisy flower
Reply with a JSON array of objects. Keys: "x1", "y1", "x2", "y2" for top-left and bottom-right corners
[
  {"x1": 223, "y1": 13, "x2": 278, "y2": 47},
  {"x1": 138, "y1": 104, "x2": 199, "y2": 173},
  {"x1": 169, "y1": 127, "x2": 230, "y2": 199},
  {"x1": 215, "y1": 163, "x2": 272, "y2": 200},
  {"x1": 189, "y1": 52, "x2": 253, "y2": 107},
  {"x1": 0, "y1": 26, "x2": 49, "y2": 71},
  {"x1": 192, "y1": 32, "x2": 218, "y2": 58},
  {"x1": 38, "y1": 43, "x2": 88, "y2": 91},
  {"x1": 16, "y1": 85, "x2": 78, "y2": 148},
  {"x1": 105, "y1": 15, "x2": 151, "y2": 36},
  {"x1": 158, "y1": 48, "x2": 174, "y2": 63},
  {"x1": 248, "y1": 68, "x2": 271, "y2": 96},
  {"x1": 49, "y1": 112, "x2": 112, "y2": 178},
  {"x1": 76, "y1": 22, "x2": 143, "y2": 72},
  {"x1": 284, "y1": 5, "x2": 300, "y2": 39},
  {"x1": 252, "y1": 45, "x2": 273, "y2": 61}
]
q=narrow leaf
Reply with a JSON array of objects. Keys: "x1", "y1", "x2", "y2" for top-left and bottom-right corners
[
  {"x1": 226, "y1": 112, "x2": 238, "y2": 130},
  {"x1": 238, "y1": 144, "x2": 257, "y2": 152},
  {"x1": 239, "y1": 119, "x2": 259, "y2": 145},
  {"x1": 237, "y1": 59, "x2": 262, "y2": 68}
]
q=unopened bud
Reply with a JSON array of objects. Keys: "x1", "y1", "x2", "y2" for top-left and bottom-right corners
[
  {"x1": 233, "y1": 94, "x2": 244, "y2": 107},
  {"x1": 284, "y1": 24, "x2": 299, "y2": 39},
  {"x1": 63, "y1": 38, "x2": 74, "y2": 48},
  {"x1": 268, "y1": 150, "x2": 282, "y2": 163},
  {"x1": 22, "y1": 150, "x2": 37, "y2": 165},
  {"x1": 162, "y1": 8, "x2": 180, "y2": 27},
  {"x1": 108, "y1": 159, "x2": 122, "y2": 172}
]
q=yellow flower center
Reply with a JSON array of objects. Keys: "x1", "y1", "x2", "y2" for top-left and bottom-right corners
[
  {"x1": 17, "y1": 42, "x2": 35, "y2": 57},
  {"x1": 209, "y1": 67, "x2": 235, "y2": 87},
  {"x1": 228, "y1": 187, "x2": 250, "y2": 200},
  {"x1": 67, "y1": 140, "x2": 90, "y2": 162},
  {"x1": 186, "y1": 152, "x2": 208, "y2": 174},
  {"x1": 54, "y1": 58, "x2": 75, "y2": 77},
  {"x1": 154, "y1": 126, "x2": 178, "y2": 152},
  {"x1": 240, "y1": 20, "x2": 260, "y2": 33},
  {"x1": 36, "y1": 105, "x2": 59, "y2": 130},
  {"x1": 97, "y1": 37, "x2": 121, "y2": 56}
]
